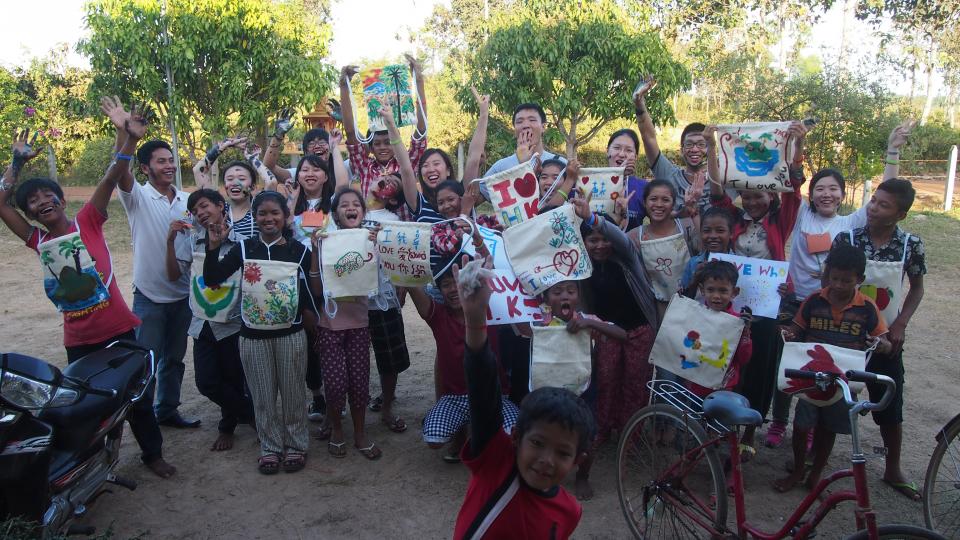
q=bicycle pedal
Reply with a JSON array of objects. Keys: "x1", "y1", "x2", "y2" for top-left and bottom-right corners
[{"x1": 872, "y1": 446, "x2": 888, "y2": 456}]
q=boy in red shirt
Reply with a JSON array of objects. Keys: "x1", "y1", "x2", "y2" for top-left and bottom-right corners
[{"x1": 450, "y1": 256, "x2": 595, "y2": 540}]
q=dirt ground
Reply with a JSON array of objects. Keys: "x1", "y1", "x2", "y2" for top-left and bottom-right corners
[{"x1": 1, "y1": 199, "x2": 957, "y2": 539}]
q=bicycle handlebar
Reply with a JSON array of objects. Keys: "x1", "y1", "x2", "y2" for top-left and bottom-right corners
[
  {"x1": 784, "y1": 368, "x2": 817, "y2": 380},
  {"x1": 783, "y1": 369, "x2": 896, "y2": 412}
]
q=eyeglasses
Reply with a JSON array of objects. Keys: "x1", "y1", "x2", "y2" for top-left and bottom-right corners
[{"x1": 682, "y1": 141, "x2": 708, "y2": 150}]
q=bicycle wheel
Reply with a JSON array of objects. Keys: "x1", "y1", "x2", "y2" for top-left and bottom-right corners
[
  {"x1": 843, "y1": 523, "x2": 947, "y2": 539},
  {"x1": 923, "y1": 416, "x2": 960, "y2": 537},
  {"x1": 616, "y1": 403, "x2": 727, "y2": 539}
]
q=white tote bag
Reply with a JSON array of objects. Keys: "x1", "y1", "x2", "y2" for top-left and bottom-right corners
[
  {"x1": 189, "y1": 251, "x2": 241, "y2": 323},
  {"x1": 482, "y1": 159, "x2": 540, "y2": 229},
  {"x1": 716, "y1": 122, "x2": 795, "y2": 192},
  {"x1": 530, "y1": 325, "x2": 592, "y2": 394},
  {"x1": 777, "y1": 341, "x2": 869, "y2": 406},
  {"x1": 239, "y1": 242, "x2": 304, "y2": 331},
  {"x1": 503, "y1": 204, "x2": 593, "y2": 296},
  {"x1": 576, "y1": 167, "x2": 626, "y2": 216},
  {"x1": 376, "y1": 221, "x2": 433, "y2": 286},
  {"x1": 650, "y1": 294, "x2": 746, "y2": 390},
  {"x1": 320, "y1": 228, "x2": 380, "y2": 317}
]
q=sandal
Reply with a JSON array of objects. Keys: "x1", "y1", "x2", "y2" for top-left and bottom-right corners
[
  {"x1": 257, "y1": 453, "x2": 281, "y2": 475},
  {"x1": 738, "y1": 443, "x2": 757, "y2": 463},
  {"x1": 314, "y1": 424, "x2": 332, "y2": 441},
  {"x1": 764, "y1": 420, "x2": 787, "y2": 448},
  {"x1": 883, "y1": 479, "x2": 922, "y2": 501},
  {"x1": 356, "y1": 442, "x2": 383, "y2": 461},
  {"x1": 282, "y1": 451, "x2": 306, "y2": 473},
  {"x1": 368, "y1": 395, "x2": 383, "y2": 412},
  {"x1": 328, "y1": 440, "x2": 347, "y2": 458},
  {"x1": 382, "y1": 415, "x2": 408, "y2": 434}
]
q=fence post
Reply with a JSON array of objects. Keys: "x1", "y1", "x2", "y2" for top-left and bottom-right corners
[
  {"x1": 946, "y1": 145, "x2": 958, "y2": 211},
  {"x1": 862, "y1": 179, "x2": 872, "y2": 208}
]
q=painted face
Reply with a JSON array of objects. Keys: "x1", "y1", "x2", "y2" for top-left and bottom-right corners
[
  {"x1": 435, "y1": 187, "x2": 462, "y2": 219},
  {"x1": 811, "y1": 176, "x2": 843, "y2": 217},
  {"x1": 223, "y1": 165, "x2": 254, "y2": 203},
  {"x1": 370, "y1": 133, "x2": 395, "y2": 164},
  {"x1": 700, "y1": 216, "x2": 732, "y2": 254},
  {"x1": 699, "y1": 276, "x2": 737, "y2": 312},
  {"x1": 254, "y1": 199, "x2": 286, "y2": 238},
  {"x1": 141, "y1": 147, "x2": 176, "y2": 186},
  {"x1": 866, "y1": 189, "x2": 903, "y2": 229},
  {"x1": 371, "y1": 175, "x2": 401, "y2": 204},
  {"x1": 514, "y1": 420, "x2": 581, "y2": 492},
  {"x1": 438, "y1": 274, "x2": 460, "y2": 310},
  {"x1": 538, "y1": 164, "x2": 563, "y2": 199},
  {"x1": 420, "y1": 153, "x2": 450, "y2": 189},
  {"x1": 305, "y1": 137, "x2": 330, "y2": 161},
  {"x1": 681, "y1": 133, "x2": 707, "y2": 169},
  {"x1": 191, "y1": 197, "x2": 224, "y2": 228},
  {"x1": 825, "y1": 267, "x2": 861, "y2": 300},
  {"x1": 607, "y1": 134, "x2": 637, "y2": 167},
  {"x1": 584, "y1": 229, "x2": 612, "y2": 263},
  {"x1": 297, "y1": 161, "x2": 328, "y2": 198},
  {"x1": 644, "y1": 186, "x2": 675, "y2": 223},
  {"x1": 335, "y1": 191, "x2": 365, "y2": 229},
  {"x1": 513, "y1": 108, "x2": 544, "y2": 143},
  {"x1": 739, "y1": 190, "x2": 774, "y2": 221},
  {"x1": 544, "y1": 281, "x2": 579, "y2": 321},
  {"x1": 26, "y1": 188, "x2": 65, "y2": 225}
]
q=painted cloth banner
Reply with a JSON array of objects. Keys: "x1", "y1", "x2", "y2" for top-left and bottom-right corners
[
  {"x1": 530, "y1": 325, "x2": 592, "y2": 394},
  {"x1": 463, "y1": 225, "x2": 510, "y2": 269},
  {"x1": 708, "y1": 252, "x2": 789, "y2": 319},
  {"x1": 376, "y1": 221, "x2": 433, "y2": 286},
  {"x1": 37, "y1": 230, "x2": 111, "y2": 314},
  {"x1": 485, "y1": 269, "x2": 542, "y2": 325},
  {"x1": 651, "y1": 294, "x2": 746, "y2": 390},
  {"x1": 189, "y1": 251, "x2": 240, "y2": 323},
  {"x1": 717, "y1": 122, "x2": 794, "y2": 192},
  {"x1": 778, "y1": 341, "x2": 868, "y2": 406},
  {"x1": 503, "y1": 204, "x2": 593, "y2": 297},
  {"x1": 320, "y1": 228, "x2": 379, "y2": 302},
  {"x1": 577, "y1": 167, "x2": 626, "y2": 216},
  {"x1": 362, "y1": 64, "x2": 417, "y2": 132},
  {"x1": 482, "y1": 160, "x2": 540, "y2": 229}
]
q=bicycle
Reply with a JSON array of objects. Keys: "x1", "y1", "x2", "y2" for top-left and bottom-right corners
[
  {"x1": 922, "y1": 411, "x2": 960, "y2": 537},
  {"x1": 616, "y1": 369, "x2": 945, "y2": 539}
]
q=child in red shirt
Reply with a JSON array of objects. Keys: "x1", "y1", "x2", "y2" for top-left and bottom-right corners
[{"x1": 450, "y1": 256, "x2": 595, "y2": 540}]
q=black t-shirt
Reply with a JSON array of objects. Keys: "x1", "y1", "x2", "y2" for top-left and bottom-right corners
[{"x1": 588, "y1": 261, "x2": 647, "y2": 331}]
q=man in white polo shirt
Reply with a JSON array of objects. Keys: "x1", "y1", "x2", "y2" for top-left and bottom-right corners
[{"x1": 119, "y1": 140, "x2": 199, "y2": 428}]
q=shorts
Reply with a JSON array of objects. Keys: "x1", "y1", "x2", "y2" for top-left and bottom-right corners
[
  {"x1": 794, "y1": 396, "x2": 853, "y2": 435},
  {"x1": 865, "y1": 350, "x2": 904, "y2": 426},
  {"x1": 422, "y1": 394, "x2": 519, "y2": 444},
  {"x1": 369, "y1": 307, "x2": 411, "y2": 376}
]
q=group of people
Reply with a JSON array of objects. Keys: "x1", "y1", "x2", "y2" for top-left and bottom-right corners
[{"x1": 0, "y1": 56, "x2": 927, "y2": 537}]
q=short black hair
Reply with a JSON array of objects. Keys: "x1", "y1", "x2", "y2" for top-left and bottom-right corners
[
  {"x1": 701, "y1": 206, "x2": 735, "y2": 229},
  {"x1": 607, "y1": 128, "x2": 639, "y2": 153},
  {"x1": 435, "y1": 179, "x2": 464, "y2": 197},
  {"x1": 808, "y1": 168, "x2": 846, "y2": 212},
  {"x1": 220, "y1": 160, "x2": 258, "y2": 187},
  {"x1": 14, "y1": 178, "x2": 64, "y2": 215},
  {"x1": 681, "y1": 123, "x2": 706, "y2": 145},
  {"x1": 512, "y1": 102, "x2": 547, "y2": 124},
  {"x1": 136, "y1": 140, "x2": 173, "y2": 166},
  {"x1": 876, "y1": 178, "x2": 915, "y2": 213},
  {"x1": 698, "y1": 259, "x2": 739, "y2": 287},
  {"x1": 302, "y1": 128, "x2": 329, "y2": 153},
  {"x1": 187, "y1": 188, "x2": 225, "y2": 214},
  {"x1": 516, "y1": 387, "x2": 596, "y2": 453},
  {"x1": 539, "y1": 158, "x2": 565, "y2": 172},
  {"x1": 643, "y1": 178, "x2": 677, "y2": 203},
  {"x1": 825, "y1": 244, "x2": 867, "y2": 278}
]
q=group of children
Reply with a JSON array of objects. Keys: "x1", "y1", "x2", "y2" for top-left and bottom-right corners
[{"x1": 0, "y1": 63, "x2": 928, "y2": 537}]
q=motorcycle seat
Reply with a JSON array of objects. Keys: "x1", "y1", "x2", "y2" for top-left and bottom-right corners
[{"x1": 40, "y1": 347, "x2": 148, "y2": 428}]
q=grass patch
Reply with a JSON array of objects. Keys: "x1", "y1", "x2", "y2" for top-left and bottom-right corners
[{"x1": 901, "y1": 209, "x2": 960, "y2": 270}]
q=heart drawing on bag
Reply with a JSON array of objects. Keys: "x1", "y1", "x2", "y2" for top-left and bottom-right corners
[
  {"x1": 553, "y1": 249, "x2": 579, "y2": 276},
  {"x1": 514, "y1": 172, "x2": 538, "y2": 198},
  {"x1": 580, "y1": 176, "x2": 590, "y2": 185},
  {"x1": 610, "y1": 175, "x2": 620, "y2": 184}
]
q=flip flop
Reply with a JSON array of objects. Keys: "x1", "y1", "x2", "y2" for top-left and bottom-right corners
[
  {"x1": 282, "y1": 451, "x2": 306, "y2": 473},
  {"x1": 314, "y1": 425, "x2": 332, "y2": 441},
  {"x1": 883, "y1": 479, "x2": 922, "y2": 501},
  {"x1": 738, "y1": 443, "x2": 757, "y2": 464},
  {"x1": 257, "y1": 453, "x2": 281, "y2": 475},
  {"x1": 382, "y1": 415, "x2": 408, "y2": 433},
  {"x1": 327, "y1": 441, "x2": 347, "y2": 458},
  {"x1": 369, "y1": 395, "x2": 383, "y2": 412},
  {"x1": 356, "y1": 443, "x2": 382, "y2": 461}
]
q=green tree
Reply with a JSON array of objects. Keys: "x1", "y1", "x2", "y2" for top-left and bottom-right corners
[
  {"x1": 78, "y1": 0, "x2": 336, "y2": 161},
  {"x1": 459, "y1": 0, "x2": 690, "y2": 157}
]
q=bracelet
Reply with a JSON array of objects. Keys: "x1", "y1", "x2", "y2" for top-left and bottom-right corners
[
  {"x1": 308, "y1": 270, "x2": 322, "y2": 277},
  {"x1": 884, "y1": 158, "x2": 900, "y2": 165},
  {"x1": 115, "y1": 153, "x2": 133, "y2": 162},
  {"x1": 557, "y1": 189, "x2": 568, "y2": 201},
  {"x1": 635, "y1": 107, "x2": 646, "y2": 116},
  {"x1": 587, "y1": 212, "x2": 598, "y2": 227},
  {"x1": 887, "y1": 149, "x2": 900, "y2": 155},
  {"x1": 205, "y1": 146, "x2": 221, "y2": 163},
  {"x1": 389, "y1": 138, "x2": 402, "y2": 145}
]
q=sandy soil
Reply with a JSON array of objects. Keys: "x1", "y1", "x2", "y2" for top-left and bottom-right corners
[{"x1": 0, "y1": 204, "x2": 956, "y2": 539}]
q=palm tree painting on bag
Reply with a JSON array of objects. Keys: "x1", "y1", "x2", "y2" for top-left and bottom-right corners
[
  {"x1": 362, "y1": 64, "x2": 417, "y2": 132},
  {"x1": 37, "y1": 233, "x2": 109, "y2": 311},
  {"x1": 716, "y1": 122, "x2": 795, "y2": 192}
]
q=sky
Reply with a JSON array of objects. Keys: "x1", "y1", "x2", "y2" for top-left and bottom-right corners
[{"x1": 0, "y1": 0, "x2": 932, "y2": 96}]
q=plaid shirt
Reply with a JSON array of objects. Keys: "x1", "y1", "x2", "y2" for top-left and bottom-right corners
[{"x1": 347, "y1": 133, "x2": 427, "y2": 222}]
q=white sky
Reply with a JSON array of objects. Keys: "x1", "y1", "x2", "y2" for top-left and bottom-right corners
[{"x1": 0, "y1": 0, "x2": 931, "y2": 96}]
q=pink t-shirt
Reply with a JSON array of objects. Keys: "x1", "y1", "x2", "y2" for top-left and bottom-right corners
[{"x1": 26, "y1": 203, "x2": 141, "y2": 347}]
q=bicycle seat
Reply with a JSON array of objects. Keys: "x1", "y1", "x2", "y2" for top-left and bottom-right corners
[{"x1": 703, "y1": 391, "x2": 762, "y2": 428}]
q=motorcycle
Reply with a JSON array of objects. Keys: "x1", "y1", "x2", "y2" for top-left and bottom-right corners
[{"x1": 0, "y1": 340, "x2": 154, "y2": 537}]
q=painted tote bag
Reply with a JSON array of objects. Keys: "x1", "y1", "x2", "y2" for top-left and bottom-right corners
[
  {"x1": 189, "y1": 251, "x2": 240, "y2": 323},
  {"x1": 777, "y1": 341, "x2": 869, "y2": 406},
  {"x1": 319, "y1": 228, "x2": 380, "y2": 316},
  {"x1": 483, "y1": 159, "x2": 540, "y2": 229},
  {"x1": 577, "y1": 167, "x2": 626, "y2": 216},
  {"x1": 503, "y1": 204, "x2": 593, "y2": 297},
  {"x1": 37, "y1": 227, "x2": 111, "y2": 314},
  {"x1": 376, "y1": 221, "x2": 433, "y2": 286},
  {"x1": 651, "y1": 294, "x2": 746, "y2": 390},
  {"x1": 716, "y1": 122, "x2": 795, "y2": 192},
  {"x1": 239, "y1": 242, "x2": 304, "y2": 330},
  {"x1": 530, "y1": 325, "x2": 592, "y2": 394},
  {"x1": 635, "y1": 221, "x2": 691, "y2": 301},
  {"x1": 362, "y1": 64, "x2": 417, "y2": 132},
  {"x1": 855, "y1": 231, "x2": 911, "y2": 325}
]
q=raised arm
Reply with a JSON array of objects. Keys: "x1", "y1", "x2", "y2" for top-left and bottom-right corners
[
  {"x1": 165, "y1": 221, "x2": 191, "y2": 281},
  {"x1": 202, "y1": 223, "x2": 242, "y2": 286},
  {"x1": 406, "y1": 54, "x2": 427, "y2": 137},
  {"x1": 339, "y1": 65, "x2": 360, "y2": 146},
  {"x1": 884, "y1": 119, "x2": 914, "y2": 181},
  {"x1": 243, "y1": 143, "x2": 278, "y2": 192},
  {"x1": 93, "y1": 98, "x2": 152, "y2": 216},
  {"x1": 327, "y1": 129, "x2": 351, "y2": 192},
  {"x1": 403, "y1": 286, "x2": 434, "y2": 322},
  {"x1": 0, "y1": 130, "x2": 43, "y2": 241},
  {"x1": 703, "y1": 125, "x2": 724, "y2": 199},
  {"x1": 463, "y1": 88, "x2": 490, "y2": 183},
  {"x1": 380, "y1": 104, "x2": 420, "y2": 212},
  {"x1": 633, "y1": 77, "x2": 661, "y2": 168},
  {"x1": 263, "y1": 108, "x2": 294, "y2": 184}
]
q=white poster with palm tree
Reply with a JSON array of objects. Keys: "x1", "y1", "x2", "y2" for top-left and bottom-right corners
[{"x1": 37, "y1": 231, "x2": 110, "y2": 313}]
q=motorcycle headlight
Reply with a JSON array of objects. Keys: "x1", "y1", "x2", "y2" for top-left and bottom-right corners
[{"x1": 1, "y1": 370, "x2": 78, "y2": 409}]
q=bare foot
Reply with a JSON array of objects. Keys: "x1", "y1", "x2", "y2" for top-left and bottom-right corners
[
  {"x1": 804, "y1": 470, "x2": 822, "y2": 492},
  {"x1": 575, "y1": 475, "x2": 594, "y2": 501},
  {"x1": 774, "y1": 470, "x2": 804, "y2": 493},
  {"x1": 210, "y1": 432, "x2": 234, "y2": 451},
  {"x1": 146, "y1": 458, "x2": 176, "y2": 479}
]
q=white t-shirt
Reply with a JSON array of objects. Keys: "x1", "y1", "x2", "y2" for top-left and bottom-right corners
[
  {"x1": 788, "y1": 199, "x2": 868, "y2": 298},
  {"x1": 119, "y1": 181, "x2": 190, "y2": 303}
]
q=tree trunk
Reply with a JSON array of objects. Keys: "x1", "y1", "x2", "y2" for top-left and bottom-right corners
[
  {"x1": 566, "y1": 118, "x2": 578, "y2": 160},
  {"x1": 920, "y1": 46, "x2": 937, "y2": 126},
  {"x1": 949, "y1": 85, "x2": 957, "y2": 129},
  {"x1": 47, "y1": 146, "x2": 58, "y2": 182}
]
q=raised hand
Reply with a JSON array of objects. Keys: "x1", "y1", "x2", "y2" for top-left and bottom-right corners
[
  {"x1": 623, "y1": 155, "x2": 637, "y2": 177},
  {"x1": 100, "y1": 95, "x2": 130, "y2": 131},
  {"x1": 787, "y1": 121, "x2": 808, "y2": 158},
  {"x1": 632, "y1": 75, "x2": 657, "y2": 108},
  {"x1": 124, "y1": 101, "x2": 153, "y2": 141},
  {"x1": 328, "y1": 128, "x2": 343, "y2": 148},
  {"x1": 471, "y1": 86, "x2": 490, "y2": 113},
  {"x1": 206, "y1": 220, "x2": 228, "y2": 249},
  {"x1": 340, "y1": 65, "x2": 360, "y2": 82},
  {"x1": 273, "y1": 108, "x2": 294, "y2": 138},
  {"x1": 615, "y1": 189, "x2": 635, "y2": 224},
  {"x1": 570, "y1": 195, "x2": 592, "y2": 221},
  {"x1": 887, "y1": 119, "x2": 916, "y2": 151},
  {"x1": 243, "y1": 142, "x2": 262, "y2": 163},
  {"x1": 11, "y1": 128, "x2": 41, "y2": 176},
  {"x1": 404, "y1": 53, "x2": 422, "y2": 76},
  {"x1": 167, "y1": 219, "x2": 192, "y2": 242},
  {"x1": 565, "y1": 158, "x2": 581, "y2": 180},
  {"x1": 516, "y1": 128, "x2": 535, "y2": 163},
  {"x1": 378, "y1": 104, "x2": 397, "y2": 127},
  {"x1": 703, "y1": 125, "x2": 718, "y2": 149}
]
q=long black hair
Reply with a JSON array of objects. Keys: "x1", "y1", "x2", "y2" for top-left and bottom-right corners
[
  {"x1": 292, "y1": 154, "x2": 334, "y2": 215},
  {"x1": 417, "y1": 148, "x2": 454, "y2": 207}
]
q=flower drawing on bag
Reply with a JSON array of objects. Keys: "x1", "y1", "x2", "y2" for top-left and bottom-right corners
[
  {"x1": 548, "y1": 213, "x2": 577, "y2": 248},
  {"x1": 243, "y1": 263, "x2": 263, "y2": 285},
  {"x1": 655, "y1": 257, "x2": 673, "y2": 276}
]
